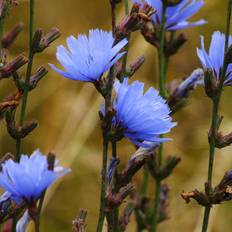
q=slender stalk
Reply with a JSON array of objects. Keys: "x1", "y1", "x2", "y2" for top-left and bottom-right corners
[
  {"x1": 111, "y1": 141, "x2": 119, "y2": 232},
  {"x1": 201, "y1": 1, "x2": 232, "y2": 231},
  {"x1": 97, "y1": 139, "x2": 109, "y2": 232},
  {"x1": 201, "y1": 91, "x2": 220, "y2": 232},
  {"x1": 150, "y1": 5, "x2": 166, "y2": 232},
  {"x1": 141, "y1": 166, "x2": 149, "y2": 196},
  {"x1": 16, "y1": 0, "x2": 35, "y2": 160},
  {"x1": 120, "y1": 0, "x2": 130, "y2": 82},
  {"x1": 96, "y1": 64, "x2": 116, "y2": 232},
  {"x1": 123, "y1": 0, "x2": 129, "y2": 14},
  {"x1": 35, "y1": 191, "x2": 46, "y2": 232}
]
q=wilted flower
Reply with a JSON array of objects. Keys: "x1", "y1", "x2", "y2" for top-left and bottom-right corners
[
  {"x1": 197, "y1": 31, "x2": 232, "y2": 86},
  {"x1": 133, "y1": 0, "x2": 206, "y2": 30},
  {"x1": 16, "y1": 210, "x2": 31, "y2": 232},
  {"x1": 0, "y1": 150, "x2": 70, "y2": 205},
  {"x1": 174, "y1": 68, "x2": 204, "y2": 98},
  {"x1": 50, "y1": 29, "x2": 128, "y2": 82},
  {"x1": 111, "y1": 78, "x2": 176, "y2": 146}
]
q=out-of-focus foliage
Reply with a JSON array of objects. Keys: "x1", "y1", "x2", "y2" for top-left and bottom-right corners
[{"x1": 0, "y1": 0, "x2": 232, "y2": 231}]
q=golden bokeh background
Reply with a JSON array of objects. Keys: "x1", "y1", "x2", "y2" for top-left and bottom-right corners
[{"x1": 0, "y1": 0, "x2": 232, "y2": 231}]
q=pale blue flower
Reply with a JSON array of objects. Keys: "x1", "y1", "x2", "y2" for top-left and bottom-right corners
[
  {"x1": 197, "y1": 31, "x2": 232, "y2": 86},
  {"x1": 50, "y1": 29, "x2": 128, "y2": 82},
  {"x1": 16, "y1": 210, "x2": 31, "y2": 232},
  {"x1": 112, "y1": 78, "x2": 176, "y2": 147},
  {"x1": 133, "y1": 0, "x2": 206, "y2": 31},
  {"x1": 0, "y1": 150, "x2": 70, "y2": 205}
]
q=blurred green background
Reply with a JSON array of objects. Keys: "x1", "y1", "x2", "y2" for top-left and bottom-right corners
[{"x1": 1, "y1": 0, "x2": 232, "y2": 231}]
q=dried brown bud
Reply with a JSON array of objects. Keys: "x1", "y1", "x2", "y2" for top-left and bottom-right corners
[
  {"x1": 32, "y1": 28, "x2": 43, "y2": 53},
  {"x1": 47, "y1": 153, "x2": 55, "y2": 171},
  {"x1": 148, "y1": 155, "x2": 181, "y2": 181},
  {"x1": 5, "y1": 109, "x2": 38, "y2": 139},
  {"x1": 0, "y1": 91, "x2": 21, "y2": 119},
  {"x1": 128, "y1": 56, "x2": 145, "y2": 76},
  {"x1": 181, "y1": 190, "x2": 210, "y2": 206},
  {"x1": 204, "y1": 69, "x2": 218, "y2": 99},
  {"x1": 119, "y1": 202, "x2": 135, "y2": 231},
  {"x1": 107, "y1": 184, "x2": 134, "y2": 208},
  {"x1": 0, "y1": 55, "x2": 28, "y2": 79},
  {"x1": 225, "y1": 44, "x2": 232, "y2": 66},
  {"x1": 165, "y1": 33, "x2": 187, "y2": 57},
  {"x1": 2, "y1": 22, "x2": 24, "y2": 48},
  {"x1": 72, "y1": 209, "x2": 87, "y2": 232},
  {"x1": 29, "y1": 66, "x2": 48, "y2": 90},
  {"x1": 33, "y1": 28, "x2": 61, "y2": 53}
]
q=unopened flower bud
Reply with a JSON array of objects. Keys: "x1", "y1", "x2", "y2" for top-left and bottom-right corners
[
  {"x1": 33, "y1": 28, "x2": 61, "y2": 53},
  {"x1": 204, "y1": 69, "x2": 218, "y2": 98},
  {"x1": 40, "y1": 27, "x2": 60, "y2": 50},
  {"x1": 148, "y1": 155, "x2": 181, "y2": 181},
  {"x1": 181, "y1": 189, "x2": 209, "y2": 206},
  {"x1": 2, "y1": 22, "x2": 24, "y2": 48},
  {"x1": 29, "y1": 66, "x2": 48, "y2": 90},
  {"x1": 217, "y1": 171, "x2": 232, "y2": 190},
  {"x1": 158, "y1": 184, "x2": 169, "y2": 222},
  {"x1": 32, "y1": 28, "x2": 43, "y2": 53},
  {"x1": 107, "y1": 157, "x2": 120, "y2": 185},
  {"x1": 225, "y1": 44, "x2": 232, "y2": 67},
  {"x1": 119, "y1": 202, "x2": 135, "y2": 231},
  {"x1": 107, "y1": 184, "x2": 134, "y2": 207},
  {"x1": 0, "y1": 55, "x2": 28, "y2": 79},
  {"x1": 116, "y1": 13, "x2": 150, "y2": 41},
  {"x1": 72, "y1": 209, "x2": 87, "y2": 232},
  {"x1": 165, "y1": 33, "x2": 187, "y2": 57},
  {"x1": 5, "y1": 109, "x2": 38, "y2": 139},
  {"x1": 127, "y1": 56, "x2": 145, "y2": 77},
  {"x1": 47, "y1": 152, "x2": 56, "y2": 171},
  {"x1": 0, "y1": 92, "x2": 21, "y2": 119}
]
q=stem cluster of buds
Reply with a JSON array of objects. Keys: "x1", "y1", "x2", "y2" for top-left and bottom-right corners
[
  {"x1": 182, "y1": 171, "x2": 232, "y2": 206},
  {"x1": 0, "y1": 2, "x2": 60, "y2": 144}
]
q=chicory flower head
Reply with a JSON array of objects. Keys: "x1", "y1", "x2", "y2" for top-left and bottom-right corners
[
  {"x1": 197, "y1": 31, "x2": 232, "y2": 86},
  {"x1": 111, "y1": 78, "x2": 176, "y2": 147},
  {"x1": 50, "y1": 29, "x2": 128, "y2": 82},
  {"x1": 133, "y1": 0, "x2": 206, "y2": 31},
  {"x1": 0, "y1": 150, "x2": 70, "y2": 205}
]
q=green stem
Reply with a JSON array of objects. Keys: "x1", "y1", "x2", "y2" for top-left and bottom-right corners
[
  {"x1": 97, "y1": 68, "x2": 115, "y2": 232},
  {"x1": 141, "y1": 166, "x2": 149, "y2": 196},
  {"x1": 96, "y1": 139, "x2": 109, "y2": 232},
  {"x1": 16, "y1": 0, "x2": 35, "y2": 160},
  {"x1": 123, "y1": 0, "x2": 129, "y2": 14},
  {"x1": 35, "y1": 191, "x2": 46, "y2": 232},
  {"x1": 201, "y1": 93, "x2": 220, "y2": 232},
  {"x1": 150, "y1": 5, "x2": 166, "y2": 232},
  {"x1": 157, "y1": 6, "x2": 166, "y2": 98},
  {"x1": 201, "y1": 2, "x2": 232, "y2": 231},
  {"x1": 120, "y1": 0, "x2": 130, "y2": 82},
  {"x1": 112, "y1": 141, "x2": 119, "y2": 232}
]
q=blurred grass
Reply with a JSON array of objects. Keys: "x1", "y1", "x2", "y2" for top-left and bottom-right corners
[{"x1": 1, "y1": 0, "x2": 232, "y2": 231}]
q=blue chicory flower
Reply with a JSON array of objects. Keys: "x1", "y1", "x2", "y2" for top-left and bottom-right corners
[
  {"x1": 0, "y1": 150, "x2": 70, "y2": 205},
  {"x1": 50, "y1": 29, "x2": 128, "y2": 82},
  {"x1": 133, "y1": 0, "x2": 206, "y2": 31},
  {"x1": 111, "y1": 78, "x2": 176, "y2": 147},
  {"x1": 197, "y1": 31, "x2": 232, "y2": 86}
]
